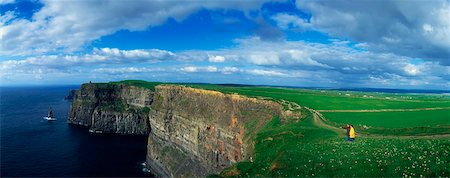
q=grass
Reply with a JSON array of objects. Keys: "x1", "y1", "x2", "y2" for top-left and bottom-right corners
[
  {"x1": 322, "y1": 109, "x2": 450, "y2": 135},
  {"x1": 109, "y1": 80, "x2": 163, "y2": 91},
  {"x1": 323, "y1": 109, "x2": 450, "y2": 129},
  {"x1": 185, "y1": 84, "x2": 450, "y2": 110}
]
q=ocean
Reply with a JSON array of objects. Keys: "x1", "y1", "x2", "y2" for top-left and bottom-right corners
[{"x1": 0, "y1": 86, "x2": 149, "y2": 177}]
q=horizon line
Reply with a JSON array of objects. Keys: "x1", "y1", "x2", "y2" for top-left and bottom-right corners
[{"x1": 1, "y1": 81, "x2": 449, "y2": 94}]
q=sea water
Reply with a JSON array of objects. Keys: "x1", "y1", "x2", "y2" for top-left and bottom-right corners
[{"x1": 0, "y1": 86, "x2": 149, "y2": 177}]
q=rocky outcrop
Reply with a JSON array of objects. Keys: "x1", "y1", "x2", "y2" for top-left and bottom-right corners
[
  {"x1": 68, "y1": 83, "x2": 152, "y2": 135},
  {"x1": 146, "y1": 85, "x2": 283, "y2": 177},
  {"x1": 69, "y1": 83, "x2": 284, "y2": 177}
]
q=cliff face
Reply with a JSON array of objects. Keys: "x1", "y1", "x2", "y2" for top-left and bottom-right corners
[
  {"x1": 68, "y1": 83, "x2": 152, "y2": 135},
  {"x1": 64, "y1": 89, "x2": 77, "y2": 100},
  {"x1": 69, "y1": 83, "x2": 284, "y2": 177},
  {"x1": 146, "y1": 85, "x2": 283, "y2": 177}
]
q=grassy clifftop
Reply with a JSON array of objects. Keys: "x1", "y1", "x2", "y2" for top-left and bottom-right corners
[{"x1": 109, "y1": 80, "x2": 163, "y2": 91}]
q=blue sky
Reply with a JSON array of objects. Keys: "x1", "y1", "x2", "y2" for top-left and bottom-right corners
[{"x1": 1, "y1": 0, "x2": 449, "y2": 89}]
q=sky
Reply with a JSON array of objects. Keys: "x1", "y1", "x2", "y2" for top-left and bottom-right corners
[{"x1": 0, "y1": 0, "x2": 449, "y2": 89}]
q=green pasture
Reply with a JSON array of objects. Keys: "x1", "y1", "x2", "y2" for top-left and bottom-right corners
[
  {"x1": 110, "y1": 80, "x2": 162, "y2": 91},
  {"x1": 219, "y1": 110, "x2": 450, "y2": 177},
  {"x1": 185, "y1": 84, "x2": 450, "y2": 110},
  {"x1": 322, "y1": 109, "x2": 450, "y2": 135},
  {"x1": 322, "y1": 109, "x2": 450, "y2": 129}
]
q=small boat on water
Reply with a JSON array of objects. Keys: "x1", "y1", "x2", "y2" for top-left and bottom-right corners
[{"x1": 43, "y1": 107, "x2": 56, "y2": 121}]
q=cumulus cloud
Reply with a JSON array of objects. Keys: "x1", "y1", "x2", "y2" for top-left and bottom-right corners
[
  {"x1": 93, "y1": 67, "x2": 167, "y2": 75},
  {"x1": 0, "y1": 0, "x2": 14, "y2": 5},
  {"x1": 178, "y1": 66, "x2": 303, "y2": 78},
  {"x1": 181, "y1": 66, "x2": 218, "y2": 73},
  {"x1": 272, "y1": 0, "x2": 450, "y2": 65},
  {"x1": 403, "y1": 64, "x2": 421, "y2": 76},
  {"x1": 0, "y1": 48, "x2": 174, "y2": 73},
  {"x1": 180, "y1": 66, "x2": 199, "y2": 73},
  {"x1": 2, "y1": 37, "x2": 449, "y2": 89},
  {"x1": 208, "y1": 55, "x2": 225, "y2": 62},
  {"x1": 222, "y1": 67, "x2": 240, "y2": 74},
  {"x1": 0, "y1": 0, "x2": 269, "y2": 56},
  {"x1": 271, "y1": 13, "x2": 311, "y2": 30},
  {"x1": 93, "y1": 48, "x2": 175, "y2": 61},
  {"x1": 247, "y1": 69, "x2": 289, "y2": 77}
]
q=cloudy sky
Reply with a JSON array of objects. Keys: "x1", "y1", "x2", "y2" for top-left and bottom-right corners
[{"x1": 1, "y1": 0, "x2": 449, "y2": 89}]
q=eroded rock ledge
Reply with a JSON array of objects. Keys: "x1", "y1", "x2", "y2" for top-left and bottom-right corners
[
  {"x1": 68, "y1": 83, "x2": 284, "y2": 177},
  {"x1": 68, "y1": 83, "x2": 152, "y2": 135}
]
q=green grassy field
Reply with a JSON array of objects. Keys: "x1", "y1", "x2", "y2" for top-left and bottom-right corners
[
  {"x1": 184, "y1": 84, "x2": 450, "y2": 110},
  {"x1": 110, "y1": 80, "x2": 450, "y2": 177},
  {"x1": 323, "y1": 109, "x2": 450, "y2": 129},
  {"x1": 109, "y1": 80, "x2": 162, "y2": 90}
]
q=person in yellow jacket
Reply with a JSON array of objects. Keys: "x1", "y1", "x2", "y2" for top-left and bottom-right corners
[
  {"x1": 349, "y1": 124, "x2": 355, "y2": 142},
  {"x1": 342, "y1": 124, "x2": 355, "y2": 142}
]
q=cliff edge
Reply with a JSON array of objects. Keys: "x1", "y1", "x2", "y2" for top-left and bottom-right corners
[
  {"x1": 68, "y1": 83, "x2": 284, "y2": 177},
  {"x1": 146, "y1": 85, "x2": 283, "y2": 177},
  {"x1": 68, "y1": 83, "x2": 152, "y2": 135}
]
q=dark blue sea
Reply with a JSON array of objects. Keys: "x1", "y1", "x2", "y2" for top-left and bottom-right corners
[{"x1": 0, "y1": 86, "x2": 149, "y2": 177}]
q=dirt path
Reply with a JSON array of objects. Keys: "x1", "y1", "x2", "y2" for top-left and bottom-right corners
[
  {"x1": 306, "y1": 107, "x2": 344, "y2": 135},
  {"x1": 317, "y1": 107, "x2": 450, "y2": 113}
]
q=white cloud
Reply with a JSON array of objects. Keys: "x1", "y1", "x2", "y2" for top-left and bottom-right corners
[
  {"x1": 1, "y1": 37, "x2": 449, "y2": 89},
  {"x1": 93, "y1": 48, "x2": 175, "y2": 61},
  {"x1": 404, "y1": 64, "x2": 420, "y2": 76},
  {"x1": 177, "y1": 65, "x2": 303, "y2": 78},
  {"x1": 0, "y1": 0, "x2": 269, "y2": 56},
  {"x1": 93, "y1": 67, "x2": 166, "y2": 74},
  {"x1": 0, "y1": 48, "x2": 174, "y2": 71},
  {"x1": 180, "y1": 66, "x2": 198, "y2": 73},
  {"x1": 247, "y1": 52, "x2": 281, "y2": 65},
  {"x1": 273, "y1": 0, "x2": 450, "y2": 65},
  {"x1": 0, "y1": 0, "x2": 14, "y2": 5},
  {"x1": 423, "y1": 24, "x2": 433, "y2": 33},
  {"x1": 222, "y1": 67, "x2": 239, "y2": 74},
  {"x1": 283, "y1": 49, "x2": 331, "y2": 68},
  {"x1": 180, "y1": 66, "x2": 218, "y2": 73},
  {"x1": 206, "y1": 66, "x2": 218, "y2": 72},
  {"x1": 247, "y1": 69, "x2": 289, "y2": 77},
  {"x1": 271, "y1": 13, "x2": 311, "y2": 30},
  {"x1": 208, "y1": 55, "x2": 225, "y2": 62}
]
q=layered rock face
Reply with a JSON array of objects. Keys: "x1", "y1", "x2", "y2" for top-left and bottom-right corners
[
  {"x1": 64, "y1": 89, "x2": 77, "y2": 100},
  {"x1": 69, "y1": 83, "x2": 284, "y2": 177},
  {"x1": 146, "y1": 85, "x2": 283, "y2": 177},
  {"x1": 68, "y1": 83, "x2": 152, "y2": 135}
]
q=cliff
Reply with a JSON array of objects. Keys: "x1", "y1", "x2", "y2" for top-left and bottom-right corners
[
  {"x1": 68, "y1": 83, "x2": 152, "y2": 135},
  {"x1": 68, "y1": 83, "x2": 284, "y2": 177},
  {"x1": 146, "y1": 85, "x2": 283, "y2": 177},
  {"x1": 64, "y1": 89, "x2": 77, "y2": 100}
]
